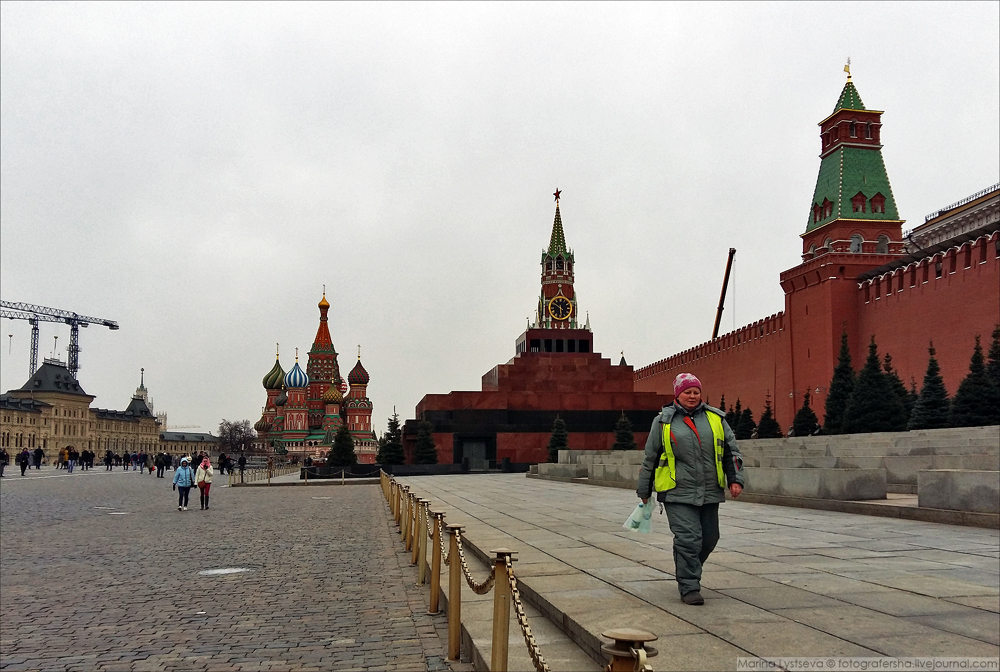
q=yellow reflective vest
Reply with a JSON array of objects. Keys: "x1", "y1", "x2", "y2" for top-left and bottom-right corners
[{"x1": 654, "y1": 411, "x2": 726, "y2": 492}]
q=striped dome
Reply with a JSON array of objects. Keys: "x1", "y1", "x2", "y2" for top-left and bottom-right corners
[
  {"x1": 284, "y1": 361, "x2": 309, "y2": 389},
  {"x1": 262, "y1": 358, "x2": 285, "y2": 390},
  {"x1": 348, "y1": 359, "x2": 369, "y2": 385},
  {"x1": 274, "y1": 389, "x2": 287, "y2": 406},
  {"x1": 254, "y1": 417, "x2": 272, "y2": 432},
  {"x1": 322, "y1": 383, "x2": 343, "y2": 405}
]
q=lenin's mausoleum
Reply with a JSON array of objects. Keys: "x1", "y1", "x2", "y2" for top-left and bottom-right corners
[{"x1": 404, "y1": 71, "x2": 999, "y2": 466}]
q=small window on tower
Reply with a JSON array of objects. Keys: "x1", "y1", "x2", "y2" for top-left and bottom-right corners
[
  {"x1": 865, "y1": 123, "x2": 872, "y2": 139},
  {"x1": 546, "y1": 260, "x2": 552, "y2": 271},
  {"x1": 850, "y1": 122, "x2": 857, "y2": 138},
  {"x1": 566, "y1": 261, "x2": 572, "y2": 272},
  {"x1": 851, "y1": 192, "x2": 867, "y2": 213},
  {"x1": 822, "y1": 199, "x2": 833, "y2": 219},
  {"x1": 556, "y1": 257, "x2": 564, "y2": 270},
  {"x1": 876, "y1": 235, "x2": 889, "y2": 254},
  {"x1": 813, "y1": 204, "x2": 822, "y2": 223},
  {"x1": 871, "y1": 193, "x2": 886, "y2": 214},
  {"x1": 850, "y1": 234, "x2": 863, "y2": 253}
]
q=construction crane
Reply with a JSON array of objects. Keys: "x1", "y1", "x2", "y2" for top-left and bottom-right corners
[
  {"x1": 712, "y1": 248, "x2": 737, "y2": 340},
  {"x1": 0, "y1": 301, "x2": 119, "y2": 379}
]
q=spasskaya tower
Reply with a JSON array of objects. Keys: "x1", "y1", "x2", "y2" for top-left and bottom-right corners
[{"x1": 516, "y1": 190, "x2": 593, "y2": 355}]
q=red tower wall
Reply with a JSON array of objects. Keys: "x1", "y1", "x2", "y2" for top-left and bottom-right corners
[
  {"x1": 854, "y1": 233, "x2": 999, "y2": 396},
  {"x1": 635, "y1": 231, "x2": 1000, "y2": 427}
]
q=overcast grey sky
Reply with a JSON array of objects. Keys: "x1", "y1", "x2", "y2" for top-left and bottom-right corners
[{"x1": 2, "y1": 2, "x2": 998, "y2": 434}]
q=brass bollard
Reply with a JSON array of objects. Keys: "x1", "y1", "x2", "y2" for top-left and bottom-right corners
[
  {"x1": 446, "y1": 524, "x2": 464, "y2": 662},
  {"x1": 428, "y1": 511, "x2": 443, "y2": 615},
  {"x1": 304, "y1": 467, "x2": 308, "y2": 486},
  {"x1": 400, "y1": 487, "x2": 410, "y2": 542},
  {"x1": 412, "y1": 498, "x2": 427, "y2": 567},
  {"x1": 418, "y1": 502, "x2": 430, "y2": 585},
  {"x1": 490, "y1": 549, "x2": 516, "y2": 672},
  {"x1": 601, "y1": 629, "x2": 658, "y2": 672},
  {"x1": 406, "y1": 494, "x2": 417, "y2": 552}
]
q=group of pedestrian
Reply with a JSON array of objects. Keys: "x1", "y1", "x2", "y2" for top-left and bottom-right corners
[{"x1": 172, "y1": 454, "x2": 214, "y2": 511}]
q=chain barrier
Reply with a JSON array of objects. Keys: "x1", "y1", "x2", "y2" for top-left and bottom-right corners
[
  {"x1": 382, "y1": 471, "x2": 558, "y2": 671},
  {"x1": 506, "y1": 563, "x2": 550, "y2": 672},
  {"x1": 454, "y1": 529, "x2": 496, "y2": 594},
  {"x1": 437, "y1": 517, "x2": 450, "y2": 565}
]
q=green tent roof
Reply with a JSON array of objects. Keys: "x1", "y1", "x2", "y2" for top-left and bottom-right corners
[
  {"x1": 833, "y1": 80, "x2": 866, "y2": 113},
  {"x1": 805, "y1": 146, "x2": 899, "y2": 233}
]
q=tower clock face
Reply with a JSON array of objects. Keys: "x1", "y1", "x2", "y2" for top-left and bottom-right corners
[{"x1": 548, "y1": 296, "x2": 572, "y2": 320}]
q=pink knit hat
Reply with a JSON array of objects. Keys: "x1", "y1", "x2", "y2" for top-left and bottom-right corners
[{"x1": 673, "y1": 373, "x2": 702, "y2": 397}]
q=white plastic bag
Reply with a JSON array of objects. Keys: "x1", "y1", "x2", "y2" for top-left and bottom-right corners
[{"x1": 622, "y1": 502, "x2": 652, "y2": 533}]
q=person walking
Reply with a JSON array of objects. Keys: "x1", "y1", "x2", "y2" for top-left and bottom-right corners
[
  {"x1": 172, "y1": 458, "x2": 196, "y2": 511},
  {"x1": 636, "y1": 373, "x2": 746, "y2": 606},
  {"x1": 237, "y1": 454, "x2": 246, "y2": 483},
  {"x1": 0, "y1": 447, "x2": 8, "y2": 477},
  {"x1": 105, "y1": 450, "x2": 113, "y2": 471},
  {"x1": 66, "y1": 446, "x2": 76, "y2": 473},
  {"x1": 32, "y1": 447, "x2": 44, "y2": 470},
  {"x1": 19, "y1": 448, "x2": 30, "y2": 476},
  {"x1": 195, "y1": 457, "x2": 214, "y2": 510}
]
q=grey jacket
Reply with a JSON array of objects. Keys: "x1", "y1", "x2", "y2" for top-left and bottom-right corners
[{"x1": 636, "y1": 403, "x2": 746, "y2": 505}]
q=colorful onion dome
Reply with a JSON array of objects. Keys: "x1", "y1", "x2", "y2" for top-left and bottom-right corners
[
  {"x1": 274, "y1": 389, "x2": 287, "y2": 406},
  {"x1": 348, "y1": 358, "x2": 369, "y2": 386},
  {"x1": 262, "y1": 356, "x2": 285, "y2": 390},
  {"x1": 318, "y1": 292, "x2": 330, "y2": 309},
  {"x1": 284, "y1": 359, "x2": 309, "y2": 389},
  {"x1": 254, "y1": 417, "x2": 272, "y2": 432},
  {"x1": 322, "y1": 383, "x2": 343, "y2": 405}
]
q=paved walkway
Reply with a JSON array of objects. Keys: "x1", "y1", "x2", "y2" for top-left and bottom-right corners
[
  {"x1": 396, "y1": 474, "x2": 1000, "y2": 671},
  {"x1": 0, "y1": 468, "x2": 466, "y2": 672}
]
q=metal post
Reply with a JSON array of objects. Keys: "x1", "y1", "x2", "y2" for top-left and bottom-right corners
[
  {"x1": 601, "y1": 629, "x2": 659, "y2": 672},
  {"x1": 304, "y1": 466, "x2": 308, "y2": 486},
  {"x1": 446, "y1": 524, "x2": 464, "y2": 662},
  {"x1": 417, "y1": 500, "x2": 428, "y2": 583},
  {"x1": 341, "y1": 469, "x2": 345, "y2": 485},
  {"x1": 428, "y1": 511, "x2": 442, "y2": 615},
  {"x1": 400, "y1": 487, "x2": 410, "y2": 542},
  {"x1": 411, "y1": 498, "x2": 425, "y2": 566},
  {"x1": 490, "y1": 549, "x2": 515, "y2": 672}
]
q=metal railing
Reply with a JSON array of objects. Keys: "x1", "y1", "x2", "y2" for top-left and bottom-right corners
[
  {"x1": 922, "y1": 182, "x2": 1000, "y2": 224},
  {"x1": 227, "y1": 462, "x2": 297, "y2": 486},
  {"x1": 380, "y1": 471, "x2": 550, "y2": 672}
]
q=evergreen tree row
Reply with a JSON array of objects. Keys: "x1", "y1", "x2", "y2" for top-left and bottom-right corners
[{"x1": 819, "y1": 326, "x2": 1000, "y2": 435}]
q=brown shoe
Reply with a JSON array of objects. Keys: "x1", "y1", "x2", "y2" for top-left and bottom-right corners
[{"x1": 681, "y1": 591, "x2": 705, "y2": 605}]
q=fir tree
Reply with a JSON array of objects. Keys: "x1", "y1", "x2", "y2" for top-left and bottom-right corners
[
  {"x1": 824, "y1": 330, "x2": 855, "y2": 434},
  {"x1": 329, "y1": 425, "x2": 358, "y2": 467},
  {"x1": 546, "y1": 416, "x2": 568, "y2": 463},
  {"x1": 736, "y1": 407, "x2": 756, "y2": 441},
  {"x1": 908, "y1": 343, "x2": 951, "y2": 430},
  {"x1": 414, "y1": 420, "x2": 438, "y2": 464},
  {"x1": 843, "y1": 336, "x2": 907, "y2": 434},
  {"x1": 793, "y1": 392, "x2": 820, "y2": 436},
  {"x1": 612, "y1": 412, "x2": 637, "y2": 451},
  {"x1": 883, "y1": 353, "x2": 914, "y2": 426},
  {"x1": 718, "y1": 396, "x2": 727, "y2": 414},
  {"x1": 949, "y1": 336, "x2": 1000, "y2": 427},
  {"x1": 986, "y1": 324, "x2": 1000, "y2": 391},
  {"x1": 380, "y1": 411, "x2": 405, "y2": 465},
  {"x1": 726, "y1": 399, "x2": 741, "y2": 430},
  {"x1": 756, "y1": 392, "x2": 783, "y2": 438}
]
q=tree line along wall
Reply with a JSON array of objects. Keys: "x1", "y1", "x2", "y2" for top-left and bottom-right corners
[
  {"x1": 634, "y1": 230, "x2": 999, "y2": 431},
  {"x1": 854, "y1": 231, "x2": 999, "y2": 398}
]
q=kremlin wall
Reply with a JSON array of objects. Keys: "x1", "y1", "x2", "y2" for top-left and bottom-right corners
[
  {"x1": 403, "y1": 71, "x2": 999, "y2": 466},
  {"x1": 634, "y1": 75, "x2": 999, "y2": 427}
]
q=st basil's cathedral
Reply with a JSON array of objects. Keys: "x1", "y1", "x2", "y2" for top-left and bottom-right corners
[{"x1": 253, "y1": 293, "x2": 376, "y2": 463}]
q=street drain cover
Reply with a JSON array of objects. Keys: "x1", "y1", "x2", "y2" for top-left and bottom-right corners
[{"x1": 198, "y1": 567, "x2": 251, "y2": 576}]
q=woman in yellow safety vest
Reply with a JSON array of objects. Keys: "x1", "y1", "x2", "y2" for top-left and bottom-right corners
[{"x1": 636, "y1": 373, "x2": 746, "y2": 606}]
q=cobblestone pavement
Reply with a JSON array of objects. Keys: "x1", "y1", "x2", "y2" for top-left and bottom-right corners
[{"x1": 0, "y1": 468, "x2": 472, "y2": 672}]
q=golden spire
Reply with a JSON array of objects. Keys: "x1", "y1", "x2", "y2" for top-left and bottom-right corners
[
  {"x1": 844, "y1": 57, "x2": 851, "y2": 80},
  {"x1": 295, "y1": 347, "x2": 299, "y2": 362},
  {"x1": 357, "y1": 344, "x2": 361, "y2": 360},
  {"x1": 275, "y1": 343, "x2": 280, "y2": 359}
]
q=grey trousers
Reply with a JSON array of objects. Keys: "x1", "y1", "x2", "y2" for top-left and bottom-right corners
[{"x1": 663, "y1": 502, "x2": 720, "y2": 596}]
